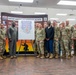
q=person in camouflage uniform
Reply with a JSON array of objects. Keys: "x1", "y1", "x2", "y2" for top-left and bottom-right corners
[
  {"x1": 33, "y1": 23, "x2": 39, "y2": 55},
  {"x1": 36, "y1": 23, "x2": 45, "y2": 58},
  {"x1": 65, "y1": 21, "x2": 72, "y2": 57},
  {"x1": 53, "y1": 21, "x2": 60, "y2": 58},
  {"x1": 0, "y1": 24, "x2": 6, "y2": 59},
  {"x1": 60, "y1": 22, "x2": 71, "y2": 59},
  {"x1": 71, "y1": 24, "x2": 76, "y2": 55},
  {"x1": 44, "y1": 22, "x2": 48, "y2": 56}
]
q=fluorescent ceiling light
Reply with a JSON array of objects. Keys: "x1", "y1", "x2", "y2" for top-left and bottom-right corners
[
  {"x1": 35, "y1": 12, "x2": 46, "y2": 15},
  {"x1": 50, "y1": 18, "x2": 59, "y2": 20},
  {"x1": 57, "y1": 1, "x2": 76, "y2": 6},
  {"x1": 9, "y1": 0, "x2": 34, "y2": 3},
  {"x1": 66, "y1": 18, "x2": 76, "y2": 21},
  {"x1": 11, "y1": 11, "x2": 23, "y2": 14},
  {"x1": 56, "y1": 13, "x2": 67, "y2": 16}
]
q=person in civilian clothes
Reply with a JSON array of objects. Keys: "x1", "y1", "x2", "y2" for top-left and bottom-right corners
[
  {"x1": 8, "y1": 21, "x2": 18, "y2": 59},
  {"x1": 45, "y1": 21, "x2": 54, "y2": 58}
]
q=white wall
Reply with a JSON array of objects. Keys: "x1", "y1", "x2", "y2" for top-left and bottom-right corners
[{"x1": 0, "y1": 5, "x2": 76, "y2": 25}]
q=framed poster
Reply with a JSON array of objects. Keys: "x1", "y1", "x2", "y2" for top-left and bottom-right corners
[{"x1": 18, "y1": 20, "x2": 35, "y2": 40}]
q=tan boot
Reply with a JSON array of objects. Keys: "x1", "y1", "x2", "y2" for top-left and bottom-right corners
[
  {"x1": 0, "y1": 56, "x2": 3, "y2": 60},
  {"x1": 2, "y1": 56, "x2": 6, "y2": 59},
  {"x1": 66, "y1": 55, "x2": 71, "y2": 59},
  {"x1": 13, "y1": 55, "x2": 17, "y2": 58},
  {"x1": 49, "y1": 54, "x2": 53, "y2": 59},
  {"x1": 46, "y1": 53, "x2": 49, "y2": 58},
  {"x1": 36, "y1": 54, "x2": 40, "y2": 58},
  {"x1": 40, "y1": 54, "x2": 45, "y2": 59},
  {"x1": 61, "y1": 53, "x2": 66, "y2": 59},
  {"x1": 55, "y1": 54, "x2": 59, "y2": 59},
  {"x1": 10, "y1": 56, "x2": 13, "y2": 59}
]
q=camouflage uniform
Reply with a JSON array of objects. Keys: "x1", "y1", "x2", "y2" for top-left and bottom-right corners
[
  {"x1": 0, "y1": 28, "x2": 6, "y2": 56},
  {"x1": 60, "y1": 27, "x2": 71, "y2": 58},
  {"x1": 36, "y1": 28, "x2": 45, "y2": 56},
  {"x1": 65, "y1": 25, "x2": 72, "y2": 56},
  {"x1": 54, "y1": 26, "x2": 60, "y2": 58},
  {"x1": 71, "y1": 26, "x2": 76, "y2": 55},
  {"x1": 33, "y1": 27, "x2": 38, "y2": 55}
]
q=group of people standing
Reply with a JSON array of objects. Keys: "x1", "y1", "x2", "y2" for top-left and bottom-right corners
[
  {"x1": 0, "y1": 20, "x2": 76, "y2": 60},
  {"x1": 35, "y1": 20, "x2": 76, "y2": 59},
  {"x1": 0, "y1": 22, "x2": 18, "y2": 59}
]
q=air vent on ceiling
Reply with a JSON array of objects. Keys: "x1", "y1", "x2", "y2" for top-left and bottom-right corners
[{"x1": 68, "y1": 14, "x2": 75, "y2": 16}]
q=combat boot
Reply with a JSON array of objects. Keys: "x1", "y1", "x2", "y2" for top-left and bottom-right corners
[
  {"x1": 55, "y1": 54, "x2": 59, "y2": 59},
  {"x1": 0, "y1": 56, "x2": 3, "y2": 60},
  {"x1": 13, "y1": 55, "x2": 17, "y2": 58},
  {"x1": 66, "y1": 55, "x2": 71, "y2": 59},
  {"x1": 10, "y1": 56, "x2": 13, "y2": 59},
  {"x1": 2, "y1": 56, "x2": 6, "y2": 59},
  {"x1": 40, "y1": 54, "x2": 45, "y2": 59},
  {"x1": 62, "y1": 53, "x2": 66, "y2": 59},
  {"x1": 46, "y1": 53, "x2": 50, "y2": 58},
  {"x1": 49, "y1": 54, "x2": 53, "y2": 59},
  {"x1": 36, "y1": 54, "x2": 41, "y2": 58}
]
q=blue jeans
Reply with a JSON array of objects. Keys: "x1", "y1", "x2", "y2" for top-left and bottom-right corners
[{"x1": 46, "y1": 40, "x2": 54, "y2": 54}]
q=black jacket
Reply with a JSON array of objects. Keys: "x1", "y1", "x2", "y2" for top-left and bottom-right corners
[{"x1": 45, "y1": 26, "x2": 54, "y2": 40}]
